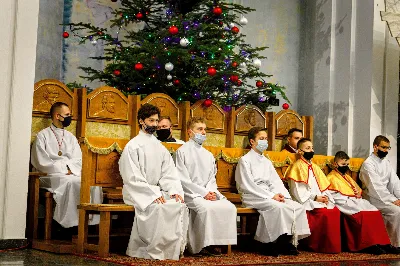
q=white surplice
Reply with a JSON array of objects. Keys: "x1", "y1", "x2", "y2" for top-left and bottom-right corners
[
  {"x1": 175, "y1": 139, "x2": 237, "y2": 254},
  {"x1": 119, "y1": 130, "x2": 189, "y2": 260},
  {"x1": 235, "y1": 149, "x2": 310, "y2": 244},
  {"x1": 288, "y1": 168, "x2": 335, "y2": 211},
  {"x1": 360, "y1": 153, "x2": 400, "y2": 247},
  {"x1": 31, "y1": 124, "x2": 102, "y2": 228}
]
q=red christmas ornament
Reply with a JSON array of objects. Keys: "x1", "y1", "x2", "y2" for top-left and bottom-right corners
[
  {"x1": 207, "y1": 67, "x2": 217, "y2": 76},
  {"x1": 134, "y1": 62, "x2": 144, "y2": 71},
  {"x1": 213, "y1": 6, "x2": 223, "y2": 16},
  {"x1": 203, "y1": 99, "x2": 213, "y2": 107},
  {"x1": 231, "y1": 62, "x2": 238, "y2": 68},
  {"x1": 173, "y1": 79, "x2": 180, "y2": 86},
  {"x1": 169, "y1": 26, "x2": 179, "y2": 35},
  {"x1": 282, "y1": 103, "x2": 290, "y2": 110},
  {"x1": 62, "y1": 31, "x2": 69, "y2": 38},
  {"x1": 237, "y1": 79, "x2": 242, "y2": 86},
  {"x1": 136, "y1": 12, "x2": 143, "y2": 19},
  {"x1": 256, "y1": 81, "x2": 263, "y2": 87},
  {"x1": 231, "y1": 26, "x2": 239, "y2": 34},
  {"x1": 229, "y1": 75, "x2": 239, "y2": 83},
  {"x1": 113, "y1": 69, "x2": 121, "y2": 76}
]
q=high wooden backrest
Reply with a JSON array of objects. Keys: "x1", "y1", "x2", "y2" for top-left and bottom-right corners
[
  {"x1": 77, "y1": 86, "x2": 135, "y2": 141},
  {"x1": 190, "y1": 100, "x2": 229, "y2": 147},
  {"x1": 233, "y1": 105, "x2": 267, "y2": 149},
  {"x1": 265, "y1": 109, "x2": 313, "y2": 151},
  {"x1": 31, "y1": 79, "x2": 78, "y2": 142},
  {"x1": 140, "y1": 93, "x2": 187, "y2": 141}
]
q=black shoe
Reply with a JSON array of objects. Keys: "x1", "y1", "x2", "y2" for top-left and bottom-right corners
[
  {"x1": 279, "y1": 243, "x2": 299, "y2": 256},
  {"x1": 204, "y1": 246, "x2": 222, "y2": 256},
  {"x1": 260, "y1": 243, "x2": 279, "y2": 257},
  {"x1": 361, "y1": 245, "x2": 386, "y2": 255},
  {"x1": 380, "y1": 244, "x2": 400, "y2": 254}
]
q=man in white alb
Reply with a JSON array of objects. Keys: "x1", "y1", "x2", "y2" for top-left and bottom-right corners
[
  {"x1": 175, "y1": 117, "x2": 237, "y2": 256},
  {"x1": 235, "y1": 127, "x2": 310, "y2": 256},
  {"x1": 31, "y1": 102, "x2": 102, "y2": 229},
  {"x1": 119, "y1": 103, "x2": 189, "y2": 260},
  {"x1": 360, "y1": 135, "x2": 400, "y2": 248}
]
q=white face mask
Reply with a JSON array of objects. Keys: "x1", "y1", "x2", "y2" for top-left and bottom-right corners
[
  {"x1": 256, "y1": 139, "x2": 268, "y2": 152},
  {"x1": 191, "y1": 131, "x2": 206, "y2": 145}
]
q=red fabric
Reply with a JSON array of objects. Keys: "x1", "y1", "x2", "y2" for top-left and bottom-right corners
[
  {"x1": 342, "y1": 211, "x2": 390, "y2": 251},
  {"x1": 303, "y1": 207, "x2": 341, "y2": 253}
]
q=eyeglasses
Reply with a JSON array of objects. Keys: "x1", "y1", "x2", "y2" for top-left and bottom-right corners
[{"x1": 379, "y1": 145, "x2": 391, "y2": 150}]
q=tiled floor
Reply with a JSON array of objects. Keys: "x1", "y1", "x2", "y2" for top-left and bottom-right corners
[{"x1": 2, "y1": 249, "x2": 400, "y2": 265}]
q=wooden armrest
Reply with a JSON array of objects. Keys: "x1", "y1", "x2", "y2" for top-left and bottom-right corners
[
  {"x1": 78, "y1": 203, "x2": 135, "y2": 212},
  {"x1": 236, "y1": 207, "x2": 258, "y2": 214},
  {"x1": 29, "y1": 172, "x2": 47, "y2": 177}
]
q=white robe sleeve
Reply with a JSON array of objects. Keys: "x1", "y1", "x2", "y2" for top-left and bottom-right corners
[
  {"x1": 158, "y1": 149, "x2": 184, "y2": 197},
  {"x1": 289, "y1": 179, "x2": 312, "y2": 204},
  {"x1": 360, "y1": 162, "x2": 398, "y2": 204},
  {"x1": 235, "y1": 158, "x2": 275, "y2": 200},
  {"x1": 119, "y1": 145, "x2": 163, "y2": 211},
  {"x1": 175, "y1": 149, "x2": 209, "y2": 198},
  {"x1": 66, "y1": 137, "x2": 82, "y2": 176},
  {"x1": 31, "y1": 133, "x2": 68, "y2": 174},
  {"x1": 389, "y1": 167, "x2": 400, "y2": 199},
  {"x1": 205, "y1": 158, "x2": 225, "y2": 199},
  {"x1": 266, "y1": 161, "x2": 291, "y2": 199}
]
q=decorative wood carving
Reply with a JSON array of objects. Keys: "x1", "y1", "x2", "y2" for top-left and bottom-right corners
[
  {"x1": 95, "y1": 152, "x2": 123, "y2": 187},
  {"x1": 87, "y1": 87, "x2": 129, "y2": 121},
  {"x1": 235, "y1": 105, "x2": 266, "y2": 134},
  {"x1": 33, "y1": 79, "x2": 76, "y2": 117},
  {"x1": 275, "y1": 110, "x2": 304, "y2": 137},
  {"x1": 190, "y1": 100, "x2": 227, "y2": 132},
  {"x1": 142, "y1": 93, "x2": 180, "y2": 128}
]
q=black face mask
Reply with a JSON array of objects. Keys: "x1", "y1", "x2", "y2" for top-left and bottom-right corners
[
  {"x1": 337, "y1": 165, "x2": 349, "y2": 175},
  {"x1": 302, "y1": 151, "x2": 314, "y2": 160},
  {"x1": 377, "y1": 149, "x2": 388, "y2": 159},
  {"x1": 142, "y1": 123, "x2": 157, "y2": 134},
  {"x1": 156, "y1": 128, "x2": 171, "y2": 141},
  {"x1": 60, "y1": 115, "x2": 72, "y2": 128}
]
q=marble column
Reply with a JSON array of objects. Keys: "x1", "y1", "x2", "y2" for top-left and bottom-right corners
[{"x1": 0, "y1": 0, "x2": 40, "y2": 239}]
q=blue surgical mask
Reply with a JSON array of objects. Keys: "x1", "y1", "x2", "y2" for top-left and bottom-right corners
[
  {"x1": 256, "y1": 139, "x2": 268, "y2": 153},
  {"x1": 192, "y1": 132, "x2": 206, "y2": 145}
]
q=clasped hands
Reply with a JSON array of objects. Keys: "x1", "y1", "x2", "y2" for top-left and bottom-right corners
[
  {"x1": 272, "y1": 193, "x2": 285, "y2": 202},
  {"x1": 393, "y1": 199, "x2": 400, "y2": 206},
  {"x1": 315, "y1": 195, "x2": 329, "y2": 204},
  {"x1": 204, "y1": 191, "x2": 217, "y2": 201},
  {"x1": 154, "y1": 194, "x2": 184, "y2": 204}
]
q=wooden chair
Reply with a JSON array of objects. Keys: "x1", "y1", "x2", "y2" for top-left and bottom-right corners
[{"x1": 27, "y1": 79, "x2": 78, "y2": 253}]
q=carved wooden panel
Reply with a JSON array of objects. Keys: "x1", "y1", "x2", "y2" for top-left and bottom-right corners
[
  {"x1": 275, "y1": 110, "x2": 304, "y2": 137},
  {"x1": 215, "y1": 160, "x2": 237, "y2": 191},
  {"x1": 95, "y1": 152, "x2": 123, "y2": 187},
  {"x1": 142, "y1": 93, "x2": 180, "y2": 128},
  {"x1": 191, "y1": 100, "x2": 226, "y2": 132},
  {"x1": 87, "y1": 87, "x2": 129, "y2": 121},
  {"x1": 235, "y1": 105, "x2": 266, "y2": 134},
  {"x1": 33, "y1": 79, "x2": 74, "y2": 116}
]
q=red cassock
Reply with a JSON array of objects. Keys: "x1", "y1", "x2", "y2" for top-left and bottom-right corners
[
  {"x1": 342, "y1": 211, "x2": 390, "y2": 251},
  {"x1": 302, "y1": 207, "x2": 341, "y2": 253}
]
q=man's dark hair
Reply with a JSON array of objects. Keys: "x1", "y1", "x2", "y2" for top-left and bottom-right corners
[
  {"x1": 287, "y1": 128, "x2": 303, "y2": 137},
  {"x1": 297, "y1": 137, "x2": 312, "y2": 150},
  {"x1": 373, "y1": 135, "x2": 390, "y2": 146},
  {"x1": 137, "y1": 104, "x2": 160, "y2": 127},
  {"x1": 248, "y1": 127, "x2": 268, "y2": 142},
  {"x1": 334, "y1": 151, "x2": 350, "y2": 162},
  {"x1": 49, "y1": 102, "x2": 69, "y2": 118}
]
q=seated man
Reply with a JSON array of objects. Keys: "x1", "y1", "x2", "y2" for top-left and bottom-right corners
[
  {"x1": 282, "y1": 128, "x2": 302, "y2": 153},
  {"x1": 156, "y1": 116, "x2": 185, "y2": 144},
  {"x1": 360, "y1": 135, "x2": 400, "y2": 248},
  {"x1": 119, "y1": 104, "x2": 188, "y2": 260},
  {"x1": 31, "y1": 102, "x2": 102, "y2": 229},
  {"x1": 285, "y1": 138, "x2": 341, "y2": 253},
  {"x1": 235, "y1": 127, "x2": 310, "y2": 256},
  {"x1": 175, "y1": 117, "x2": 237, "y2": 256},
  {"x1": 327, "y1": 151, "x2": 397, "y2": 254}
]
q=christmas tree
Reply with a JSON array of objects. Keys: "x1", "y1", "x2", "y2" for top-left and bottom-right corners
[{"x1": 63, "y1": 0, "x2": 290, "y2": 111}]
